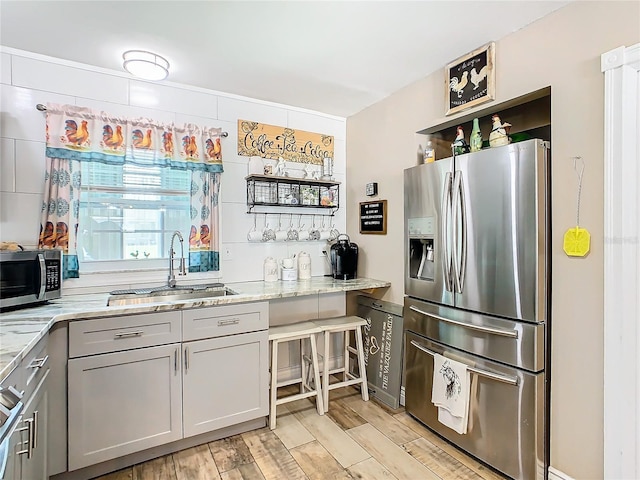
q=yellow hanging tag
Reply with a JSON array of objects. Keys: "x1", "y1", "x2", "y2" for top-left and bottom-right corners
[{"x1": 563, "y1": 226, "x2": 590, "y2": 257}]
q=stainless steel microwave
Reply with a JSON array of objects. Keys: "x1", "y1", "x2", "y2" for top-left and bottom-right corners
[{"x1": 0, "y1": 249, "x2": 62, "y2": 310}]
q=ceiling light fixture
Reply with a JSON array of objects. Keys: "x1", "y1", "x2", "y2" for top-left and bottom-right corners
[{"x1": 122, "y1": 50, "x2": 170, "y2": 81}]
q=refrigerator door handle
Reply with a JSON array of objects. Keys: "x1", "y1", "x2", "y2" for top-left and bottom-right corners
[
  {"x1": 442, "y1": 172, "x2": 453, "y2": 291},
  {"x1": 409, "y1": 305, "x2": 519, "y2": 338},
  {"x1": 452, "y1": 170, "x2": 467, "y2": 293},
  {"x1": 410, "y1": 340, "x2": 519, "y2": 386}
]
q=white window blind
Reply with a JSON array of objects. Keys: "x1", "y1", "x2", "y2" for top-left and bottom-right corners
[{"x1": 77, "y1": 161, "x2": 191, "y2": 264}]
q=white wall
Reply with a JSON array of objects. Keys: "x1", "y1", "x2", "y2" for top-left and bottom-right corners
[{"x1": 0, "y1": 48, "x2": 346, "y2": 292}]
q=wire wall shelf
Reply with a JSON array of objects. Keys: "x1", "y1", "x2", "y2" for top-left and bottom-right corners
[{"x1": 246, "y1": 175, "x2": 339, "y2": 214}]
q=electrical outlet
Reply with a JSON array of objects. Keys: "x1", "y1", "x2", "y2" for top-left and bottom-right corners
[{"x1": 223, "y1": 247, "x2": 234, "y2": 260}]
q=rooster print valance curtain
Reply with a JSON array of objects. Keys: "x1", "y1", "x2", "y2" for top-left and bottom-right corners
[
  {"x1": 41, "y1": 103, "x2": 224, "y2": 276},
  {"x1": 45, "y1": 104, "x2": 224, "y2": 172}
]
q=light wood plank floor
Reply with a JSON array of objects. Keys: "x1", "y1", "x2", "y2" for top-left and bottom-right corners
[{"x1": 94, "y1": 386, "x2": 507, "y2": 480}]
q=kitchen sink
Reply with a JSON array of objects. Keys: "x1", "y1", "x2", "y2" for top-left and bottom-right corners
[{"x1": 106, "y1": 283, "x2": 237, "y2": 306}]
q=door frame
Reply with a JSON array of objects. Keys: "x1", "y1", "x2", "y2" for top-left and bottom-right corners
[{"x1": 601, "y1": 43, "x2": 640, "y2": 479}]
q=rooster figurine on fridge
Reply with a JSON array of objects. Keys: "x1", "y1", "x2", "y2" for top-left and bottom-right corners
[
  {"x1": 451, "y1": 126, "x2": 470, "y2": 155},
  {"x1": 489, "y1": 114, "x2": 512, "y2": 147}
]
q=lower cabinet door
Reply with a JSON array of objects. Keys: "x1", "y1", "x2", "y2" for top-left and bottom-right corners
[
  {"x1": 20, "y1": 372, "x2": 49, "y2": 480},
  {"x1": 68, "y1": 344, "x2": 182, "y2": 471},
  {"x1": 182, "y1": 331, "x2": 268, "y2": 438},
  {"x1": 2, "y1": 414, "x2": 24, "y2": 480}
]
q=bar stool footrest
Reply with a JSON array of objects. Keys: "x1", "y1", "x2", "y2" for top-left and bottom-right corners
[
  {"x1": 275, "y1": 390, "x2": 320, "y2": 406},
  {"x1": 327, "y1": 377, "x2": 367, "y2": 391},
  {"x1": 277, "y1": 378, "x2": 304, "y2": 388}
]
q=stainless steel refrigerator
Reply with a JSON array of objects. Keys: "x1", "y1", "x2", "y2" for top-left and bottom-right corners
[{"x1": 403, "y1": 139, "x2": 550, "y2": 480}]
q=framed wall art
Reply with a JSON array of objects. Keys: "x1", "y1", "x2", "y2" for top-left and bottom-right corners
[{"x1": 445, "y1": 42, "x2": 495, "y2": 116}]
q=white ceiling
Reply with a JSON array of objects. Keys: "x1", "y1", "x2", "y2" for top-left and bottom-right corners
[{"x1": 0, "y1": 1, "x2": 569, "y2": 117}]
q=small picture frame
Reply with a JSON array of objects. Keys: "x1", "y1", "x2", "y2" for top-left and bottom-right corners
[{"x1": 445, "y1": 42, "x2": 495, "y2": 116}]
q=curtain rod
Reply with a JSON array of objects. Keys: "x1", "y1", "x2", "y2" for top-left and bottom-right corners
[{"x1": 35, "y1": 104, "x2": 229, "y2": 137}]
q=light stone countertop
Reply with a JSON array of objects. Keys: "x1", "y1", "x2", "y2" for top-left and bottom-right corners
[{"x1": 0, "y1": 277, "x2": 390, "y2": 382}]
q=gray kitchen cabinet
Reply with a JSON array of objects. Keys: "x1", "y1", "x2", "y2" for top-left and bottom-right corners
[
  {"x1": 65, "y1": 303, "x2": 269, "y2": 473},
  {"x1": 0, "y1": 393, "x2": 45, "y2": 480},
  {"x1": 67, "y1": 343, "x2": 183, "y2": 471},
  {"x1": 1, "y1": 416, "x2": 21, "y2": 480},
  {"x1": 46, "y1": 322, "x2": 67, "y2": 477},
  {"x1": 1, "y1": 337, "x2": 49, "y2": 480},
  {"x1": 182, "y1": 330, "x2": 268, "y2": 438},
  {"x1": 19, "y1": 372, "x2": 49, "y2": 480}
]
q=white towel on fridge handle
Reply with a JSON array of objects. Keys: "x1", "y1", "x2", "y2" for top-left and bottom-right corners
[{"x1": 431, "y1": 353, "x2": 471, "y2": 434}]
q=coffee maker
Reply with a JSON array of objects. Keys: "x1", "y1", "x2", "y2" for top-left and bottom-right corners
[{"x1": 330, "y1": 234, "x2": 358, "y2": 280}]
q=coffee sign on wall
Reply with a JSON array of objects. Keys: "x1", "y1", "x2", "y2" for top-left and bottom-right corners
[{"x1": 237, "y1": 119, "x2": 334, "y2": 165}]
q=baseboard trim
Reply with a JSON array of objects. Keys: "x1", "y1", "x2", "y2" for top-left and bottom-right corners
[{"x1": 548, "y1": 466, "x2": 574, "y2": 480}]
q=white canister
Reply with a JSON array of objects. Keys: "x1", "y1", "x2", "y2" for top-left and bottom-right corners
[
  {"x1": 298, "y1": 251, "x2": 311, "y2": 280},
  {"x1": 264, "y1": 257, "x2": 278, "y2": 282},
  {"x1": 281, "y1": 267, "x2": 297, "y2": 281}
]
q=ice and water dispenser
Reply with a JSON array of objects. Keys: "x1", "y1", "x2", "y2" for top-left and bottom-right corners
[{"x1": 407, "y1": 217, "x2": 436, "y2": 281}]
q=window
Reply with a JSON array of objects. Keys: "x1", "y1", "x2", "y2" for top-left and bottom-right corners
[
  {"x1": 42, "y1": 104, "x2": 224, "y2": 278},
  {"x1": 77, "y1": 162, "x2": 191, "y2": 264}
]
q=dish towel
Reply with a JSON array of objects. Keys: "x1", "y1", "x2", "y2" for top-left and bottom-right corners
[{"x1": 431, "y1": 353, "x2": 471, "y2": 434}]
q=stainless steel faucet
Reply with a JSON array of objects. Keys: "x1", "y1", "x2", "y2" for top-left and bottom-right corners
[{"x1": 168, "y1": 231, "x2": 186, "y2": 288}]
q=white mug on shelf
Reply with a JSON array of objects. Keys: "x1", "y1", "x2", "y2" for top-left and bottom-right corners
[
  {"x1": 319, "y1": 229, "x2": 331, "y2": 241},
  {"x1": 308, "y1": 226, "x2": 320, "y2": 241},
  {"x1": 274, "y1": 216, "x2": 288, "y2": 241},
  {"x1": 307, "y1": 216, "x2": 320, "y2": 241},
  {"x1": 275, "y1": 229, "x2": 288, "y2": 242},
  {"x1": 262, "y1": 226, "x2": 276, "y2": 242},
  {"x1": 248, "y1": 227, "x2": 263, "y2": 242},
  {"x1": 297, "y1": 227, "x2": 310, "y2": 241},
  {"x1": 287, "y1": 224, "x2": 299, "y2": 241},
  {"x1": 318, "y1": 217, "x2": 331, "y2": 241}
]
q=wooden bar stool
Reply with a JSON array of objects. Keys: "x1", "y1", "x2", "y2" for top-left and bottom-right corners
[
  {"x1": 312, "y1": 316, "x2": 369, "y2": 413},
  {"x1": 268, "y1": 322, "x2": 324, "y2": 430}
]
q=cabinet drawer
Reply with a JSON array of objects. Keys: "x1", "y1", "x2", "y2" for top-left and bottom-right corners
[
  {"x1": 21, "y1": 335, "x2": 49, "y2": 400},
  {"x1": 69, "y1": 311, "x2": 181, "y2": 358},
  {"x1": 182, "y1": 302, "x2": 268, "y2": 341}
]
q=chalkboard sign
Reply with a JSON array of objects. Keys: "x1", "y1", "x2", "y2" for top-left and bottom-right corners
[{"x1": 360, "y1": 200, "x2": 387, "y2": 235}]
